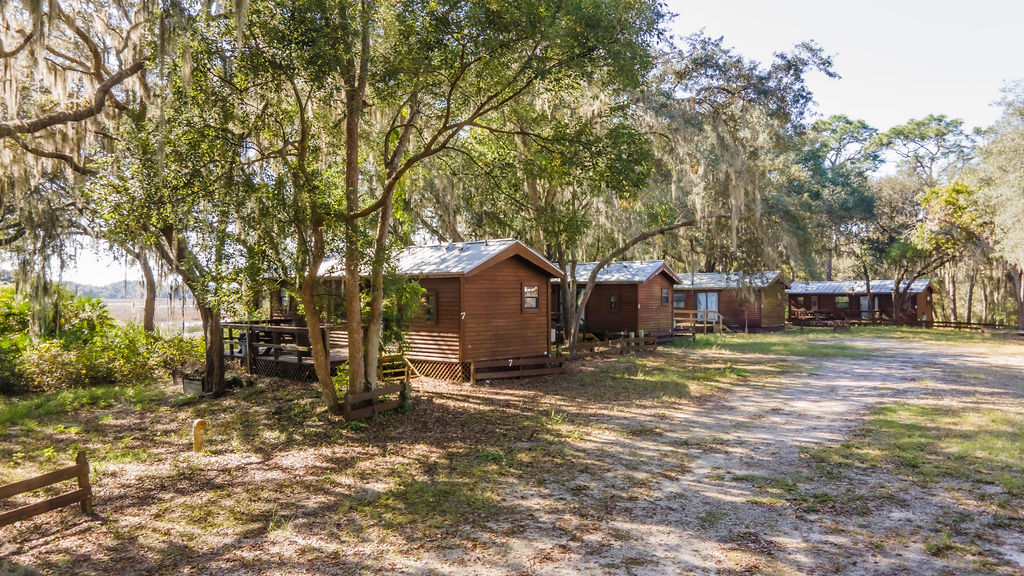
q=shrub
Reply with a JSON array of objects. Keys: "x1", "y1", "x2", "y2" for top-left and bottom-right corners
[
  {"x1": 18, "y1": 340, "x2": 88, "y2": 391},
  {"x1": 17, "y1": 323, "x2": 161, "y2": 392},
  {"x1": 155, "y1": 335, "x2": 205, "y2": 374}
]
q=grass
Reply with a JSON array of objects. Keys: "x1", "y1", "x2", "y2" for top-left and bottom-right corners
[
  {"x1": 0, "y1": 384, "x2": 167, "y2": 427},
  {"x1": 807, "y1": 403, "x2": 1024, "y2": 496},
  {"x1": 671, "y1": 329, "x2": 872, "y2": 357}
]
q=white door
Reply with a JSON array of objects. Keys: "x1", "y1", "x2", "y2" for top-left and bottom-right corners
[{"x1": 697, "y1": 292, "x2": 719, "y2": 321}]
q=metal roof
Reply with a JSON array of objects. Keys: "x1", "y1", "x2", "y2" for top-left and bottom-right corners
[
  {"x1": 674, "y1": 271, "x2": 784, "y2": 291},
  {"x1": 566, "y1": 260, "x2": 681, "y2": 284},
  {"x1": 321, "y1": 238, "x2": 560, "y2": 278},
  {"x1": 787, "y1": 279, "x2": 932, "y2": 295}
]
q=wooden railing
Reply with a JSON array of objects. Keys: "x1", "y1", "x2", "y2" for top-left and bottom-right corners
[
  {"x1": 223, "y1": 322, "x2": 331, "y2": 371},
  {"x1": 343, "y1": 354, "x2": 411, "y2": 421},
  {"x1": 0, "y1": 452, "x2": 93, "y2": 528},
  {"x1": 558, "y1": 332, "x2": 660, "y2": 358},
  {"x1": 673, "y1": 309, "x2": 724, "y2": 333}
]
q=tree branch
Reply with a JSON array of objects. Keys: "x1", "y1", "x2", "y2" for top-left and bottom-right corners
[{"x1": 0, "y1": 60, "x2": 144, "y2": 139}]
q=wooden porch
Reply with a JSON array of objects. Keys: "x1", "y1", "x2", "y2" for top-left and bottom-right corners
[
  {"x1": 673, "y1": 309, "x2": 726, "y2": 334},
  {"x1": 223, "y1": 322, "x2": 348, "y2": 380}
]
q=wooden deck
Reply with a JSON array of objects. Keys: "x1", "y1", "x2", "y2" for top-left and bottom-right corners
[{"x1": 223, "y1": 322, "x2": 348, "y2": 380}]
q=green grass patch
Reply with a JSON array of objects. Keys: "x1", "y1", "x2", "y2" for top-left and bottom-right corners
[
  {"x1": 671, "y1": 330, "x2": 871, "y2": 357},
  {"x1": 807, "y1": 403, "x2": 1024, "y2": 497},
  {"x1": 0, "y1": 384, "x2": 167, "y2": 426}
]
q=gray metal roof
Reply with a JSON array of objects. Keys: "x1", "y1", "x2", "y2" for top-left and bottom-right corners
[
  {"x1": 321, "y1": 238, "x2": 560, "y2": 278},
  {"x1": 567, "y1": 260, "x2": 680, "y2": 284},
  {"x1": 674, "y1": 271, "x2": 783, "y2": 290},
  {"x1": 787, "y1": 279, "x2": 932, "y2": 295}
]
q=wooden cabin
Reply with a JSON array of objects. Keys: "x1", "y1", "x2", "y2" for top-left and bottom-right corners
[
  {"x1": 673, "y1": 271, "x2": 788, "y2": 332},
  {"x1": 395, "y1": 239, "x2": 563, "y2": 379},
  {"x1": 555, "y1": 261, "x2": 681, "y2": 339},
  {"x1": 787, "y1": 279, "x2": 934, "y2": 325},
  {"x1": 246, "y1": 239, "x2": 561, "y2": 381}
]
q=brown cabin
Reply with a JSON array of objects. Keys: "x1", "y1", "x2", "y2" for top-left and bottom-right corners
[
  {"x1": 787, "y1": 279, "x2": 934, "y2": 325},
  {"x1": 673, "y1": 271, "x2": 788, "y2": 332},
  {"x1": 555, "y1": 261, "x2": 681, "y2": 339},
  {"x1": 261, "y1": 239, "x2": 561, "y2": 381},
  {"x1": 394, "y1": 239, "x2": 561, "y2": 378}
]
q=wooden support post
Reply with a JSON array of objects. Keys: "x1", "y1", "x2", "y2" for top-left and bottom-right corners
[
  {"x1": 245, "y1": 326, "x2": 253, "y2": 374},
  {"x1": 76, "y1": 451, "x2": 92, "y2": 514},
  {"x1": 470, "y1": 361, "x2": 476, "y2": 385},
  {"x1": 629, "y1": 331, "x2": 635, "y2": 355}
]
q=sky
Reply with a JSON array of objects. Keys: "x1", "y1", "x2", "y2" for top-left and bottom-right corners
[
  {"x1": 59, "y1": 0, "x2": 1024, "y2": 285},
  {"x1": 667, "y1": 0, "x2": 1024, "y2": 131}
]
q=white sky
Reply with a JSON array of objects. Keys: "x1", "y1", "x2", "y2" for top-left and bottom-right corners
[{"x1": 61, "y1": 0, "x2": 1024, "y2": 285}]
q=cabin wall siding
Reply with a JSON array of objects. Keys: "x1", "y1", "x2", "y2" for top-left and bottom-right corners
[
  {"x1": 404, "y1": 277, "x2": 461, "y2": 362},
  {"x1": 583, "y1": 283, "x2": 639, "y2": 335},
  {"x1": 637, "y1": 275, "x2": 674, "y2": 334},
  {"x1": 461, "y1": 257, "x2": 551, "y2": 361},
  {"x1": 672, "y1": 281, "x2": 788, "y2": 330}
]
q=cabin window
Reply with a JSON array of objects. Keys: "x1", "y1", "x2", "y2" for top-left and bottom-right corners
[
  {"x1": 422, "y1": 292, "x2": 437, "y2": 323},
  {"x1": 278, "y1": 290, "x2": 290, "y2": 310},
  {"x1": 794, "y1": 295, "x2": 804, "y2": 307},
  {"x1": 661, "y1": 288, "x2": 670, "y2": 305},
  {"x1": 673, "y1": 292, "x2": 686, "y2": 309},
  {"x1": 835, "y1": 295, "x2": 850, "y2": 309},
  {"x1": 610, "y1": 293, "x2": 619, "y2": 311},
  {"x1": 522, "y1": 285, "x2": 539, "y2": 311},
  {"x1": 810, "y1": 295, "x2": 819, "y2": 309}
]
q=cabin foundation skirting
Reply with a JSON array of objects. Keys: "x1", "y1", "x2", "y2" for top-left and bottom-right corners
[{"x1": 409, "y1": 359, "x2": 470, "y2": 382}]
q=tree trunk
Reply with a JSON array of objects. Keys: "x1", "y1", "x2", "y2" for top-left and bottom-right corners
[
  {"x1": 197, "y1": 303, "x2": 225, "y2": 395},
  {"x1": 965, "y1": 268, "x2": 977, "y2": 325},
  {"x1": 1013, "y1": 266, "x2": 1024, "y2": 330},
  {"x1": 341, "y1": 1, "x2": 371, "y2": 415},
  {"x1": 299, "y1": 269, "x2": 342, "y2": 415},
  {"x1": 948, "y1": 267, "x2": 959, "y2": 323},
  {"x1": 138, "y1": 249, "x2": 157, "y2": 333}
]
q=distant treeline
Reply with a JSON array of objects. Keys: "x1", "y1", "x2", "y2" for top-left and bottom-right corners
[{"x1": 0, "y1": 270, "x2": 192, "y2": 302}]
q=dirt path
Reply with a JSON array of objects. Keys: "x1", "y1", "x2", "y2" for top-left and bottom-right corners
[
  {"x1": 401, "y1": 337, "x2": 1024, "y2": 575},
  {"x1": 3, "y1": 336, "x2": 1023, "y2": 575}
]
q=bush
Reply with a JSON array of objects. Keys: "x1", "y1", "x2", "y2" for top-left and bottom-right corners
[
  {"x1": 17, "y1": 323, "x2": 162, "y2": 392},
  {"x1": 18, "y1": 340, "x2": 89, "y2": 391},
  {"x1": 155, "y1": 335, "x2": 205, "y2": 374}
]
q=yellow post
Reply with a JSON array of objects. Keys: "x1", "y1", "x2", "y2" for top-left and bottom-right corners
[{"x1": 192, "y1": 419, "x2": 207, "y2": 452}]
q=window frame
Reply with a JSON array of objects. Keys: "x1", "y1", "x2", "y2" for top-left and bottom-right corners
[
  {"x1": 835, "y1": 295, "x2": 850, "y2": 309},
  {"x1": 522, "y1": 284, "x2": 540, "y2": 312},
  {"x1": 609, "y1": 293, "x2": 619, "y2": 312},
  {"x1": 421, "y1": 291, "x2": 438, "y2": 324},
  {"x1": 661, "y1": 287, "x2": 670, "y2": 305}
]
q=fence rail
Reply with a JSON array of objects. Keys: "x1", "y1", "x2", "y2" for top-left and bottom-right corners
[
  {"x1": 470, "y1": 354, "x2": 566, "y2": 383},
  {"x1": 343, "y1": 354, "x2": 411, "y2": 421},
  {"x1": 558, "y1": 332, "x2": 660, "y2": 359},
  {"x1": 0, "y1": 452, "x2": 92, "y2": 528},
  {"x1": 673, "y1": 309, "x2": 724, "y2": 333}
]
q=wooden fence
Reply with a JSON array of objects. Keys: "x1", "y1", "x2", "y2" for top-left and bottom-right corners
[
  {"x1": 673, "y1": 309, "x2": 724, "y2": 333},
  {"x1": 0, "y1": 452, "x2": 93, "y2": 528},
  {"x1": 470, "y1": 355, "x2": 567, "y2": 384},
  {"x1": 558, "y1": 332, "x2": 660, "y2": 359},
  {"x1": 343, "y1": 355, "x2": 411, "y2": 421}
]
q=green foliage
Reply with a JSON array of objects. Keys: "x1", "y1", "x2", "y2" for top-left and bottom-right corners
[
  {"x1": 155, "y1": 335, "x2": 206, "y2": 372},
  {"x1": 0, "y1": 289, "x2": 195, "y2": 394}
]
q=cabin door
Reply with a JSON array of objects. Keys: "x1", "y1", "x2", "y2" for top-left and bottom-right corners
[
  {"x1": 860, "y1": 296, "x2": 870, "y2": 320},
  {"x1": 697, "y1": 292, "x2": 719, "y2": 321}
]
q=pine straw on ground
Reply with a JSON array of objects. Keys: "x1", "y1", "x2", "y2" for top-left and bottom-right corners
[{"x1": 0, "y1": 351, "x2": 760, "y2": 575}]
